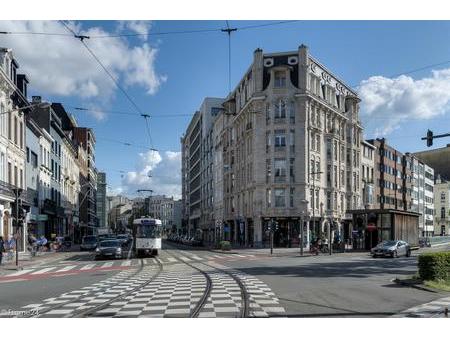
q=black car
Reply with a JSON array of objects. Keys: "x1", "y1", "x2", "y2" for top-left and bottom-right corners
[
  {"x1": 95, "y1": 240, "x2": 125, "y2": 259},
  {"x1": 80, "y1": 235, "x2": 98, "y2": 251}
]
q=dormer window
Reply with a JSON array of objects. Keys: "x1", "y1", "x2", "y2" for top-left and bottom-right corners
[{"x1": 274, "y1": 71, "x2": 286, "y2": 88}]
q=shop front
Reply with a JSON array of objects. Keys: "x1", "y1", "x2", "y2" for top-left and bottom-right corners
[
  {"x1": 348, "y1": 209, "x2": 420, "y2": 250},
  {"x1": 262, "y1": 217, "x2": 300, "y2": 248}
]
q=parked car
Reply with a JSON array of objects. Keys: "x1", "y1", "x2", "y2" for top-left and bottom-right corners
[
  {"x1": 95, "y1": 240, "x2": 125, "y2": 259},
  {"x1": 371, "y1": 240, "x2": 411, "y2": 258},
  {"x1": 80, "y1": 235, "x2": 98, "y2": 251}
]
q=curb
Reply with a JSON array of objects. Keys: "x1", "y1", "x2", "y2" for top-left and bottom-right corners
[{"x1": 393, "y1": 278, "x2": 439, "y2": 293}]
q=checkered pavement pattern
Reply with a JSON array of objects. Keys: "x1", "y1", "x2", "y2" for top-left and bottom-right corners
[
  {"x1": 1, "y1": 259, "x2": 285, "y2": 318},
  {"x1": 392, "y1": 296, "x2": 450, "y2": 318},
  {"x1": 0, "y1": 265, "x2": 160, "y2": 318},
  {"x1": 204, "y1": 262, "x2": 285, "y2": 317}
]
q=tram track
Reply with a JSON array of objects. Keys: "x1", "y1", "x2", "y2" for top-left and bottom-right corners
[
  {"x1": 163, "y1": 247, "x2": 250, "y2": 318},
  {"x1": 76, "y1": 257, "x2": 164, "y2": 317},
  {"x1": 20, "y1": 258, "x2": 147, "y2": 318}
]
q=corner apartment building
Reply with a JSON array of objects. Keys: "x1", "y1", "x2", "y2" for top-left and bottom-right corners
[{"x1": 182, "y1": 45, "x2": 363, "y2": 248}]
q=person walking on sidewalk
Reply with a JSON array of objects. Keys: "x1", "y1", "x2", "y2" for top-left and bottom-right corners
[{"x1": 0, "y1": 236, "x2": 5, "y2": 265}]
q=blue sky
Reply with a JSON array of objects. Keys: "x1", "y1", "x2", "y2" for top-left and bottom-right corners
[{"x1": 2, "y1": 20, "x2": 450, "y2": 198}]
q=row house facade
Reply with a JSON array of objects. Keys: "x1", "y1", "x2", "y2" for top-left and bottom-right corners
[
  {"x1": 1, "y1": 47, "x2": 100, "y2": 248},
  {"x1": 0, "y1": 47, "x2": 29, "y2": 251}
]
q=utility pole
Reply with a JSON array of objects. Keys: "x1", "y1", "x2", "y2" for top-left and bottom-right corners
[
  {"x1": 221, "y1": 21, "x2": 237, "y2": 94},
  {"x1": 13, "y1": 188, "x2": 23, "y2": 269}
]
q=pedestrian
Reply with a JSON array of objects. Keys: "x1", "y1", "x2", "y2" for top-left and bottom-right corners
[{"x1": 0, "y1": 236, "x2": 5, "y2": 265}]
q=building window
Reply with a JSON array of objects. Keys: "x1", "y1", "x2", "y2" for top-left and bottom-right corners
[
  {"x1": 442, "y1": 207, "x2": 446, "y2": 219},
  {"x1": 14, "y1": 116, "x2": 17, "y2": 145},
  {"x1": 26, "y1": 147, "x2": 30, "y2": 162},
  {"x1": 274, "y1": 159, "x2": 287, "y2": 182},
  {"x1": 327, "y1": 191, "x2": 331, "y2": 210},
  {"x1": 274, "y1": 100, "x2": 286, "y2": 119},
  {"x1": 290, "y1": 188, "x2": 294, "y2": 208},
  {"x1": 327, "y1": 165, "x2": 331, "y2": 185},
  {"x1": 266, "y1": 159, "x2": 271, "y2": 183},
  {"x1": 275, "y1": 189, "x2": 285, "y2": 207},
  {"x1": 326, "y1": 139, "x2": 331, "y2": 159},
  {"x1": 20, "y1": 169, "x2": 23, "y2": 188},
  {"x1": 274, "y1": 71, "x2": 286, "y2": 88},
  {"x1": 266, "y1": 189, "x2": 272, "y2": 208},
  {"x1": 274, "y1": 131, "x2": 286, "y2": 147},
  {"x1": 19, "y1": 121, "x2": 23, "y2": 149},
  {"x1": 290, "y1": 158, "x2": 295, "y2": 182},
  {"x1": 14, "y1": 165, "x2": 17, "y2": 186}
]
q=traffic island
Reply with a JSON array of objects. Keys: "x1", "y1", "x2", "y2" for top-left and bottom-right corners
[{"x1": 394, "y1": 251, "x2": 450, "y2": 293}]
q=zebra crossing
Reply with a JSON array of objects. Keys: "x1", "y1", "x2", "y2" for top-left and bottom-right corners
[{"x1": 0, "y1": 252, "x2": 257, "y2": 281}]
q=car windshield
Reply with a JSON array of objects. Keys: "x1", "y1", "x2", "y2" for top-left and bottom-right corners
[
  {"x1": 99, "y1": 240, "x2": 120, "y2": 247},
  {"x1": 381, "y1": 240, "x2": 398, "y2": 247},
  {"x1": 83, "y1": 236, "x2": 97, "y2": 243},
  {"x1": 117, "y1": 235, "x2": 127, "y2": 239}
]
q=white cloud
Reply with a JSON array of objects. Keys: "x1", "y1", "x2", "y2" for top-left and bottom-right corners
[
  {"x1": 120, "y1": 150, "x2": 181, "y2": 199},
  {"x1": 358, "y1": 69, "x2": 450, "y2": 136},
  {"x1": 117, "y1": 21, "x2": 152, "y2": 41},
  {"x1": 0, "y1": 20, "x2": 166, "y2": 120}
]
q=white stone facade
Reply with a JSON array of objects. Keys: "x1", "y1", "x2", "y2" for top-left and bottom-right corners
[{"x1": 182, "y1": 45, "x2": 363, "y2": 248}]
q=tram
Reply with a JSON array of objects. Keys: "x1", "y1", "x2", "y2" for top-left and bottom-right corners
[{"x1": 133, "y1": 217, "x2": 162, "y2": 256}]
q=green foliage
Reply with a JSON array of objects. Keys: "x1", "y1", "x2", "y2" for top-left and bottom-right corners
[
  {"x1": 219, "y1": 241, "x2": 231, "y2": 251},
  {"x1": 418, "y1": 252, "x2": 450, "y2": 281}
]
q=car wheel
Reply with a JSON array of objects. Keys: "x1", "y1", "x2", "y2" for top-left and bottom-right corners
[
  {"x1": 394, "y1": 250, "x2": 398, "y2": 258},
  {"x1": 406, "y1": 249, "x2": 411, "y2": 257}
]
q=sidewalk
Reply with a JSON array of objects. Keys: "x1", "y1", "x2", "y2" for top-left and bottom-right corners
[
  {"x1": 393, "y1": 296, "x2": 450, "y2": 318},
  {"x1": 0, "y1": 246, "x2": 80, "y2": 275},
  {"x1": 208, "y1": 246, "x2": 358, "y2": 258}
]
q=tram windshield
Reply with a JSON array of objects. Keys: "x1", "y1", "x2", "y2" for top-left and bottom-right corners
[{"x1": 136, "y1": 224, "x2": 161, "y2": 238}]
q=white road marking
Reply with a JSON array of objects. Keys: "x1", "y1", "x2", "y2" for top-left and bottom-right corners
[
  {"x1": 55, "y1": 265, "x2": 77, "y2": 273},
  {"x1": 165, "y1": 257, "x2": 178, "y2": 263},
  {"x1": 177, "y1": 255, "x2": 192, "y2": 262},
  {"x1": 79, "y1": 264, "x2": 96, "y2": 270},
  {"x1": 100, "y1": 262, "x2": 114, "y2": 268},
  {"x1": 121, "y1": 260, "x2": 132, "y2": 267},
  {"x1": 6, "y1": 269, "x2": 34, "y2": 276},
  {"x1": 30, "y1": 267, "x2": 55, "y2": 275}
]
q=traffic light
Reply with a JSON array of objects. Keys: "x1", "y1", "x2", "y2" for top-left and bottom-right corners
[{"x1": 426, "y1": 129, "x2": 433, "y2": 147}]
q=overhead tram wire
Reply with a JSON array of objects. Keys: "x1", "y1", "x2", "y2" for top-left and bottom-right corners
[
  {"x1": 68, "y1": 106, "x2": 194, "y2": 118},
  {"x1": 0, "y1": 20, "x2": 300, "y2": 39},
  {"x1": 95, "y1": 136, "x2": 157, "y2": 150},
  {"x1": 59, "y1": 20, "x2": 156, "y2": 151}
]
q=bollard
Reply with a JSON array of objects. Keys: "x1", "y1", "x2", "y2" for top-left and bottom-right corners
[{"x1": 444, "y1": 307, "x2": 448, "y2": 318}]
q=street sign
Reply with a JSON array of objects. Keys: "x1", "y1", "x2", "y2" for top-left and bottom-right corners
[{"x1": 367, "y1": 223, "x2": 377, "y2": 232}]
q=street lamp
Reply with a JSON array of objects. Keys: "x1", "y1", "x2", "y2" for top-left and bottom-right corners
[{"x1": 310, "y1": 170, "x2": 323, "y2": 247}]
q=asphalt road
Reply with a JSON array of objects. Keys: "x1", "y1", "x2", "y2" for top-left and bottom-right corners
[
  {"x1": 223, "y1": 246, "x2": 450, "y2": 317},
  {"x1": 0, "y1": 242, "x2": 448, "y2": 317}
]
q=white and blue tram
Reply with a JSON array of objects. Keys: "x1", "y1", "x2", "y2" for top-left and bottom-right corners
[{"x1": 133, "y1": 217, "x2": 162, "y2": 256}]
